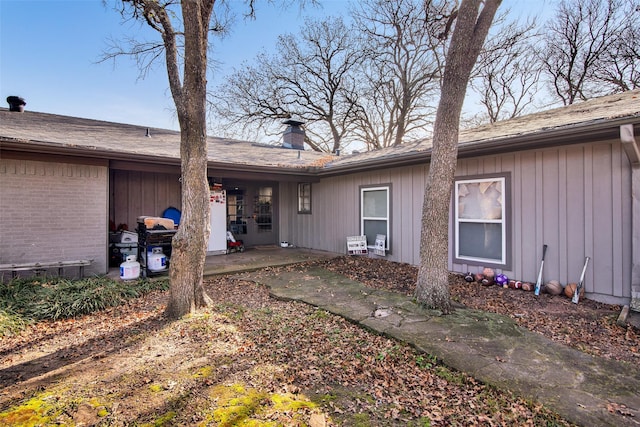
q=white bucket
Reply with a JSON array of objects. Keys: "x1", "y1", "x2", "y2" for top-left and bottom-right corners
[
  {"x1": 148, "y1": 247, "x2": 167, "y2": 272},
  {"x1": 120, "y1": 255, "x2": 140, "y2": 280}
]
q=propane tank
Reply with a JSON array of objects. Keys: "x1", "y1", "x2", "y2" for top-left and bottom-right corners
[
  {"x1": 120, "y1": 255, "x2": 140, "y2": 280},
  {"x1": 148, "y1": 247, "x2": 167, "y2": 272}
]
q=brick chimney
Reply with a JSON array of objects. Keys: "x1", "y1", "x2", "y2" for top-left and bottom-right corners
[
  {"x1": 282, "y1": 119, "x2": 305, "y2": 150},
  {"x1": 6, "y1": 96, "x2": 26, "y2": 112}
]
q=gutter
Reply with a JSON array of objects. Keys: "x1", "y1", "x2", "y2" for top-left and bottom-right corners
[
  {"x1": 0, "y1": 138, "x2": 181, "y2": 166},
  {"x1": 2, "y1": 116, "x2": 638, "y2": 179},
  {"x1": 0, "y1": 138, "x2": 321, "y2": 180},
  {"x1": 317, "y1": 117, "x2": 640, "y2": 177}
]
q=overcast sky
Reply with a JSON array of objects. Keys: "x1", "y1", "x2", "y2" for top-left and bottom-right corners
[{"x1": 1, "y1": 0, "x2": 550, "y2": 137}]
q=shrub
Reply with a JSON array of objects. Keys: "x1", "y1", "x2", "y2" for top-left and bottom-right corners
[{"x1": 0, "y1": 276, "x2": 169, "y2": 335}]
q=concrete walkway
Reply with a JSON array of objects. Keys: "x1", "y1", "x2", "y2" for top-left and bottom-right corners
[
  {"x1": 203, "y1": 246, "x2": 338, "y2": 276},
  {"x1": 213, "y1": 255, "x2": 640, "y2": 427}
]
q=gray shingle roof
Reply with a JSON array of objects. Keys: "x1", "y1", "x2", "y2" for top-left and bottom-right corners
[
  {"x1": 0, "y1": 109, "x2": 334, "y2": 170},
  {"x1": 325, "y1": 90, "x2": 640, "y2": 169},
  {"x1": 2, "y1": 90, "x2": 638, "y2": 174}
]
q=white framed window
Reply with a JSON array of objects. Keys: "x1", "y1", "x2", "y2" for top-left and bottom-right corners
[
  {"x1": 454, "y1": 175, "x2": 509, "y2": 267},
  {"x1": 360, "y1": 185, "x2": 390, "y2": 250},
  {"x1": 298, "y1": 183, "x2": 311, "y2": 214}
]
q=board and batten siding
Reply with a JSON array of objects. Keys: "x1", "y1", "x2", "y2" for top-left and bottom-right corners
[
  {"x1": 110, "y1": 169, "x2": 181, "y2": 232},
  {"x1": 454, "y1": 141, "x2": 631, "y2": 304},
  {"x1": 0, "y1": 158, "x2": 108, "y2": 276},
  {"x1": 281, "y1": 139, "x2": 632, "y2": 305},
  {"x1": 279, "y1": 164, "x2": 428, "y2": 262}
]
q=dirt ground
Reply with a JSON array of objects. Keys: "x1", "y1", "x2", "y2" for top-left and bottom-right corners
[{"x1": 0, "y1": 256, "x2": 637, "y2": 426}]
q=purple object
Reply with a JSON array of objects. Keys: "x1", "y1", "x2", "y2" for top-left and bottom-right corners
[{"x1": 495, "y1": 274, "x2": 508, "y2": 285}]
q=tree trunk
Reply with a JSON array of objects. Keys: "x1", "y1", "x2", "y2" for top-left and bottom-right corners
[
  {"x1": 165, "y1": 0, "x2": 215, "y2": 319},
  {"x1": 415, "y1": 0, "x2": 501, "y2": 313}
]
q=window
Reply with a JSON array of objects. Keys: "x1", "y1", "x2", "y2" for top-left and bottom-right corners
[
  {"x1": 298, "y1": 183, "x2": 311, "y2": 214},
  {"x1": 254, "y1": 186, "x2": 272, "y2": 232},
  {"x1": 360, "y1": 185, "x2": 390, "y2": 250},
  {"x1": 227, "y1": 189, "x2": 246, "y2": 235},
  {"x1": 454, "y1": 175, "x2": 509, "y2": 267}
]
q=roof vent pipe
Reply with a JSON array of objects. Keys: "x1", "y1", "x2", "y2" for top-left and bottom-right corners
[
  {"x1": 6, "y1": 96, "x2": 26, "y2": 112},
  {"x1": 145, "y1": 128, "x2": 151, "y2": 137},
  {"x1": 282, "y1": 119, "x2": 305, "y2": 150}
]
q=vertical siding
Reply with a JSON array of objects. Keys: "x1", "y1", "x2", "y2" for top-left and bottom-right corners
[
  {"x1": 454, "y1": 142, "x2": 631, "y2": 303},
  {"x1": 0, "y1": 158, "x2": 108, "y2": 276},
  {"x1": 565, "y1": 146, "x2": 587, "y2": 290},
  {"x1": 110, "y1": 170, "x2": 181, "y2": 231},
  {"x1": 285, "y1": 140, "x2": 632, "y2": 304}
]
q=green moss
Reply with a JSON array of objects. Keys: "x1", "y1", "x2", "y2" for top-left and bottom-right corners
[
  {"x1": 208, "y1": 384, "x2": 318, "y2": 427},
  {"x1": 271, "y1": 393, "x2": 316, "y2": 411},
  {"x1": 0, "y1": 394, "x2": 61, "y2": 427},
  {"x1": 149, "y1": 384, "x2": 164, "y2": 393},
  {"x1": 193, "y1": 365, "x2": 214, "y2": 379},
  {"x1": 212, "y1": 385, "x2": 267, "y2": 426},
  {"x1": 153, "y1": 410, "x2": 177, "y2": 426}
]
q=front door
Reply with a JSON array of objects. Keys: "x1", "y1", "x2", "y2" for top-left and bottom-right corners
[
  {"x1": 249, "y1": 186, "x2": 276, "y2": 246},
  {"x1": 224, "y1": 183, "x2": 278, "y2": 247}
]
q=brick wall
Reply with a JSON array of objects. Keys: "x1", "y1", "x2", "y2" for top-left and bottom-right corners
[{"x1": 0, "y1": 158, "x2": 108, "y2": 277}]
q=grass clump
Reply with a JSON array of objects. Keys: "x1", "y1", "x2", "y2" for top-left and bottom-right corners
[
  {"x1": 0, "y1": 275, "x2": 169, "y2": 333},
  {"x1": 0, "y1": 307, "x2": 29, "y2": 337}
]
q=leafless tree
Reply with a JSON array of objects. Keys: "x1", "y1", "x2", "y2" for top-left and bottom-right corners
[
  {"x1": 104, "y1": 0, "x2": 218, "y2": 319},
  {"x1": 415, "y1": 0, "x2": 501, "y2": 314},
  {"x1": 469, "y1": 15, "x2": 542, "y2": 123},
  {"x1": 541, "y1": 0, "x2": 636, "y2": 105},
  {"x1": 349, "y1": 0, "x2": 448, "y2": 150},
  {"x1": 590, "y1": 0, "x2": 640, "y2": 92},
  {"x1": 104, "y1": 0, "x2": 302, "y2": 319},
  {"x1": 211, "y1": 0, "x2": 464, "y2": 152},
  {"x1": 210, "y1": 17, "x2": 362, "y2": 153}
]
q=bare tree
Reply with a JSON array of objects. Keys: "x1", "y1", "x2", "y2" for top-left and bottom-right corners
[
  {"x1": 415, "y1": 0, "x2": 501, "y2": 314},
  {"x1": 105, "y1": 0, "x2": 218, "y2": 319},
  {"x1": 106, "y1": 0, "x2": 312, "y2": 318},
  {"x1": 211, "y1": 17, "x2": 362, "y2": 153},
  {"x1": 541, "y1": 0, "x2": 628, "y2": 105},
  {"x1": 349, "y1": 0, "x2": 447, "y2": 150},
  {"x1": 591, "y1": 0, "x2": 640, "y2": 92},
  {"x1": 469, "y1": 15, "x2": 541, "y2": 123}
]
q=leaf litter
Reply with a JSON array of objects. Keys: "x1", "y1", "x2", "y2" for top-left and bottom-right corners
[{"x1": 2, "y1": 255, "x2": 636, "y2": 426}]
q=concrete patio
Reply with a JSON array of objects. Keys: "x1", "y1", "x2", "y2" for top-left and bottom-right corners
[{"x1": 203, "y1": 246, "x2": 340, "y2": 276}]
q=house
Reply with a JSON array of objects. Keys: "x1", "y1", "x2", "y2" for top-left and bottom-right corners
[{"x1": 1, "y1": 90, "x2": 639, "y2": 306}]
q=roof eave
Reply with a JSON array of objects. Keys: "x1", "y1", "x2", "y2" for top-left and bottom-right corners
[
  {"x1": 0, "y1": 138, "x2": 321, "y2": 179},
  {"x1": 318, "y1": 117, "x2": 640, "y2": 177},
  {"x1": 0, "y1": 139, "x2": 182, "y2": 166}
]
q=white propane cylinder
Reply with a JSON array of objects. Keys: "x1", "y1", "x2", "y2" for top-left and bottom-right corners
[
  {"x1": 120, "y1": 255, "x2": 140, "y2": 280},
  {"x1": 148, "y1": 247, "x2": 167, "y2": 272}
]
